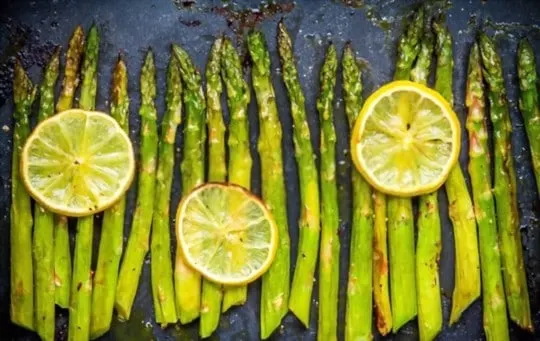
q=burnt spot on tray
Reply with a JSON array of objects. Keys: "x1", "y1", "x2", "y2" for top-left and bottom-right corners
[
  {"x1": 179, "y1": 19, "x2": 201, "y2": 27},
  {"x1": 211, "y1": 2, "x2": 295, "y2": 44}
]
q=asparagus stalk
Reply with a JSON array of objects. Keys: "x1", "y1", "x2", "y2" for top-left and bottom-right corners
[
  {"x1": 115, "y1": 51, "x2": 159, "y2": 322},
  {"x1": 150, "y1": 49, "x2": 181, "y2": 327},
  {"x1": 55, "y1": 25, "x2": 84, "y2": 309},
  {"x1": 247, "y1": 31, "x2": 290, "y2": 339},
  {"x1": 342, "y1": 42, "x2": 373, "y2": 341},
  {"x1": 11, "y1": 61, "x2": 37, "y2": 331},
  {"x1": 69, "y1": 24, "x2": 99, "y2": 341},
  {"x1": 89, "y1": 56, "x2": 129, "y2": 339},
  {"x1": 372, "y1": 191, "x2": 392, "y2": 335},
  {"x1": 410, "y1": 26, "x2": 443, "y2": 341},
  {"x1": 479, "y1": 33, "x2": 532, "y2": 331},
  {"x1": 387, "y1": 7, "x2": 423, "y2": 332},
  {"x1": 277, "y1": 20, "x2": 321, "y2": 327},
  {"x1": 33, "y1": 48, "x2": 60, "y2": 341},
  {"x1": 56, "y1": 25, "x2": 85, "y2": 112},
  {"x1": 78, "y1": 25, "x2": 99, "y2": 110},
  {"x1": 518, "y1": 39, "x2": 540, "y2": 194},
  {"x1": 172, "y1": 44, "x2": 206, "y2": 324},
  {"x1": 317, "y1": 43, "x2": 340, "y2": 341},
  {"x1": 221, "y1": 37, "x2": 253, "y2": 311},
  {"x1": 466, "y1": 42, "x2": 510, "y2": 341},
  {"x1": 200, "y1": 37, "x2": 225, "y2": 338},
  {"x1": 433, "y1": 17, "x2": 480, "y2": 324}
]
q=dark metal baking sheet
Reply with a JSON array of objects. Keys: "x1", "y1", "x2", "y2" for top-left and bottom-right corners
[{"x1": 1, "y1": 0, "x2": 540, "y2": 340}]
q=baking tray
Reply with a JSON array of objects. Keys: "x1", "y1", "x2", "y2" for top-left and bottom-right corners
[{"x1": 1, "y1": 0, "x2": 539, "y2": 340}]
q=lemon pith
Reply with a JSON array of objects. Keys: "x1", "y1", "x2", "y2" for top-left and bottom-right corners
[
  {"x1": 176, "y1": 183, "x2": 278, "y2": 285},
  {"x1": 21, "y1": 109, "x2": 135, "y2": 216},
  {"x1": 351, "y1": 81, "x2": 461, "y2": 197}
]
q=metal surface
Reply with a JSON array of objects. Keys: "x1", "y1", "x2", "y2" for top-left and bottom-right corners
[{"x1": 1, "y1": 0, "x2": 540, "y2": 340}]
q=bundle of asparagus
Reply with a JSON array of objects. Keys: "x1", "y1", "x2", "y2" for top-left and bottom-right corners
[{"x1": 9, "y1": 11, "x2": 538, "y2": 341}]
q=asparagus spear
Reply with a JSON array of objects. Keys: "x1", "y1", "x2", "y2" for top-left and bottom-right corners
[
  {"x1": 172, "y1": 44, "x2": 206, "y2": 324},
  {"x1": 479, "y1": 33, "x2": 532, "y2": 331},
  {"x1": 466, "y1": 42, "x2": 510, "y2": 341},
  {"x1": 69, "y1": 24, "x2": 99, "y2": 341},
  {"x1": 221, "y1": 37, "x2": 253, "y2": 311},
  {"x1": 410, "y1": 26, "x2": 443, "y2": 341},
  {"x1": 11, "y1": 61, "x2": 37, "y2": 331},
  {"x1": 200, "y1": 37, "x2": 225, "y2": 338},
  {"x1": 150, "y1": 49, "x2": 181, "y2": 327},
  {"x1": 317, "y1": 43, "x2": 339, "y2": 341},
  {"x1": 433, "y1": 17, "x2": 480, "y2": 324},
  {"x1": 89, "y1": 55, "x2": 129, "y2": 339},
  {"x1": 342, "y1": 42, "x2": 373, "y2": 341},
  {"x1": 78, "y1": 25, "x2": 99, "y2": 110},
  {"x1": 277, "y1": 20, "x2": 321, "y2": 327},
  {"x1": 56, "y1": 25, "x2": 85, "y2": 112},
  {"x1": 115, "y1": 51, "x2": 160, "y2": 322},
  {"x1": 372, "y1": 191, "x2": 392, "y2": 335},
  {"x1": 55, "y1": 25, "x2": 84, "y2": 309},
  {"x1": 33, "y1": 48, "x2": 60, "y2": 341},
  {"x1": 387, "y1": 7, "x2": 423, "y2": 332},
  {"x1": 518, "y1": 39, "x2": 540, "y2": 194},
  {"x1": 247, "y1": 31, "x2": 290, "y2": 339}
]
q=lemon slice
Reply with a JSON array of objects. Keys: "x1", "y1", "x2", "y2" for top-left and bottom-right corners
[
  {"x1": 351, "y1": 80, "x2": 461, "y2": 197},
  {"x1": 21, "y1": 109, "x2": 135, "y2": 216},
  {"x1": 176, "y1": 183, "x2": 278, "y2": 285}
]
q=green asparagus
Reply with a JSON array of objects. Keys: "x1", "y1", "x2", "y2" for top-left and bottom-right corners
[
  {"x1": 433, "y1": 17, "x2": 480, "y2": 324},
  {"x1": 221, "y1": 37, "x2": 253, "y2": 311},
  {"x1": 410, "y1": 26, "x2": 443, "y2": 341},
  {"x1": 317, "y1": 43, "x2": 339, "y2": 341},
  {"x1": 33, "y1": 48, "x2": 60, "y2": 341},
  {"x1": 342, "y1": 42, "x2": 373, "y2": 341},
  {"x1": 115, "y1": 51, "x2": 158, "y2": 322},
  {"x1": 172, "y1": 43, "x2": 206, "y2": 324},
  {"x1": 200, "y1": 37, "x2": 225, "y2": 338},
  {"x1": 90, "y1": 55, "x2": 130, "y2": 339},
  {"x1": 11, "y1": 61, "x2": 37, "y2": 331},
  {"x1": 372, "y1": 191, "x2": 392, "y2": 336},
  {"x1": 518, "y1": 39, "x2": 540, "y2": 194},
  {"x1": 56, "y1": 25, "x2": 85, "y2": 112},
  {"x1": 277, "y1": 20, "x2": 320, "y2": 328},
  {"x1": 69, "y1": 24, "x2": 99, "y2": 341},
  {"x1": 247, "y1": 31, "x2": 290, "y2": 339},
  {"x1": 388, "y1": 7, "x2": 423, "y2": 332},
  {"x1": 479, "y1": 32, "x2": 532, "y2": 331},
  {"x1": 151, "y1": 49, "x2": 181, "y2": 327},
  {"x1": 466, "y1": 42, "x2": 510, "y2": 341},
  {"x1": 55, "y1": 25, "x2": 85, "y2": 309}
]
